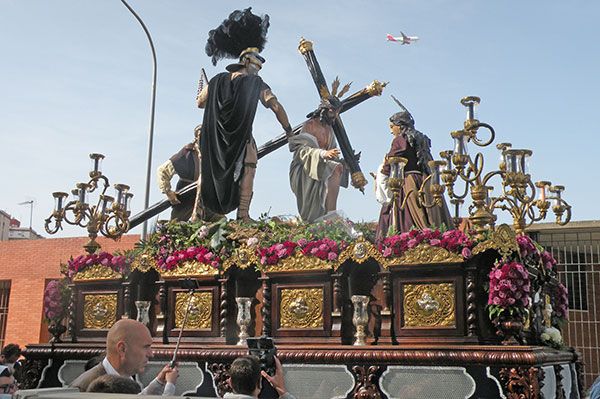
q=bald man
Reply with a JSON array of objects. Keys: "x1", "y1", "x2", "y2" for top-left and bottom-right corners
[{"x1": 70, "y1": 319, "x2": 178, "y2": 394}]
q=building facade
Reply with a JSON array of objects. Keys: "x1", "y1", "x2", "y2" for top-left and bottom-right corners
[
  {"x1": 528, "y1": 220, "x2": 600, "y2": 389},
  {"x1": 0, "y1": 234, "x2": 139, "y2": 348}
]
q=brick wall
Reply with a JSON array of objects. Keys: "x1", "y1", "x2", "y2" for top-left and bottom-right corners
[{"x1": 0, "y1": 234, "x2": 139, "y2": 347}]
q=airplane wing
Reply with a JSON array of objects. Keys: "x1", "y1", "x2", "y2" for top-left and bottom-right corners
[{"x1": 400, "y1": 32, "x2": 408, "y2": 41}]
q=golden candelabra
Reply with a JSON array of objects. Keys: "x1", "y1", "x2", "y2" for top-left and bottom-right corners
[
  {"x1": 387, "y1": 157, "x2": 447, "y2": 234},
  {"x1": 438, "y1": 96, "x2": 571, "y2": 237},
  {"x1": 44, "y1": 153, "x2": 133, "y2": 254}
]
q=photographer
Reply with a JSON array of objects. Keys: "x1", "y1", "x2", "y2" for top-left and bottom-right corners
[{"x1": 225, "y1": 356, "x2": 295, "y2": 399}]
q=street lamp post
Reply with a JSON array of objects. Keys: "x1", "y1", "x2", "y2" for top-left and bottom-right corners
[{"x1": 119, "y1": 0, "x2": 157, "y2": 241}]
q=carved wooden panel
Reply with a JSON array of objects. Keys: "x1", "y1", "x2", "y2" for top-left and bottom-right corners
[{"x1": 271, "y1": 273, "x2": 332, "y2": 338}]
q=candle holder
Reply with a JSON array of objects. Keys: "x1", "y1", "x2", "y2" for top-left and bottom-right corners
[
  {"x1": 44, "y1": 153, "x2": 133, "y2": 254},
  {"x1": 351, "y1": 295, "x2": 370, "y2": 346},
  {"x1": 135, "y1": 301, "x2": 151, "y2": 326},
  {"x1": 236, "y1": 297, "x2": 253, "y2": 346},
  {"x1": 438, "y1": 96, "x2": 571, "y2": 237}
]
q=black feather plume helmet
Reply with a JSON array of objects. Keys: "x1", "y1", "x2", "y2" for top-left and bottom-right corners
[{"x1": 205, "y1": 8, "x2": 270, "y2": 67}]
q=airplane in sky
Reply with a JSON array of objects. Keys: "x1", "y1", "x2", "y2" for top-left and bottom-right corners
[{"x1": 386, "y1": 32, "x2": 419, "y2": 45}]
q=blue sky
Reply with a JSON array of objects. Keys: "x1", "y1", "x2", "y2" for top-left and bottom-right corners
[{"x1": 1, "y1": 1, "x2": 598, "y2": 237}]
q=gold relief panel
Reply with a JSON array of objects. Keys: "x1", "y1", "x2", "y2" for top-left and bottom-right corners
[
  {"x1": 83, "y1": 294, "x2": 118, "y2": 330},
  {"x1": 265, "y1": 252, "x2": 332, "y2": 273},
  {"x1": 279, "y1": 288, "x2": 323, "y2": 329},
  {"x1": 472, "y1": 224, "x2": 518, "y2": 258},
  {"x1": 336, "y1": 236, "x2": 386, "y2": 268},
  {"x1": 160, "y1": 260, "x2": 220, "y2": 279},
  {"x1": 131, "y1": 254, "x2": 157, "y2": 273},
  {"x1": 387, "y1": 243, "x2": 464, "y2": 267},
  {"x1": 174, "y1": 291, "x2": 213, "y2": 330},
  {"x1": 73, "y1": 264, "x2": 122, "y2": 282},
  {"x1": 403, "y1": 283, "x2": 455, "y2": 328},
  {"x1": 222, "y1": 246, "x2": 259, "y2": 271}
]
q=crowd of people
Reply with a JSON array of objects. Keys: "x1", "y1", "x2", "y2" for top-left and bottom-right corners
[{"x1": 0, "y1": 320, "x2": 294, "y2": 398}]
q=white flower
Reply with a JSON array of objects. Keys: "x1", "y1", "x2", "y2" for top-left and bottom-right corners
[
  {"x1": 246, "y1": 237, "x2": 259, "y2": 247},
  {"x1": 198, "y1": 225, "x2": 209, "y2": 239}
]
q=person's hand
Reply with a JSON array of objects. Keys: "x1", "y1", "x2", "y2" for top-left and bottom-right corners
[
  {"x1": 165, "y1": 365, "x2": 179, "y2": 384},
  {"x1": 166, "y1": 190, "x2": 181, "y2": 205},
  {"x1": 323, "y1": 148, "x2": 341, "y2": 160},
  {"x1": 261, "y1": 356, "x2": 287, "y2": 398},
  {"x1": 156, "y1": 364, "x2": 175, "y2": 384}
]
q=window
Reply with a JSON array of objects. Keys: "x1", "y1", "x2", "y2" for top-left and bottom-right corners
[{"x1": 0, "y1": 281, "x2": 11, "y2": 348}]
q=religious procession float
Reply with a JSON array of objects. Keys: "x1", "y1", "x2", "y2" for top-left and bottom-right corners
[{"x1": 20, "y1": 7, "x2": 579, "y2": 399}]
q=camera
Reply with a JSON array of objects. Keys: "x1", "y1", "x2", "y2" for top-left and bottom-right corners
[{"x1": 246, "y1": 336, "x2": 277, "y2": 376}]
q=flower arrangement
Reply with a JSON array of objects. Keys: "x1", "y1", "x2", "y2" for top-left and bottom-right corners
[
  {"x1": 258, "y1": 241, "x2": 297, "y2": 265},
  {"x1": 298, "y1": 238, "x2": 347, "y2": 261},
  {"x1": 43, "y1": 279, "x2": 71, "y2": 323},
  {"x1": 549, "y1": 282, "x2": 569, "y2": 321},
  {"x1": 540, "y1": 326, "x2": 563, "y2": 349},
  {"x1": 157, "y1": 245, "x2": 221, "y2": 271},
  {"x1": 379, "y1": 228, "x2": 475, "y2": 259},
  {"x1": 487, "y1": 260, "x2": 531, "y2": 320},
  {"x1": 66, "y1": 251, "x2": 132, "y2": 278}
]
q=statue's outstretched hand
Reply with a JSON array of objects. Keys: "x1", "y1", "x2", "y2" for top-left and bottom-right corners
[
  {"x1": 166, "y1": 190, "x2": 181, "y2": 205},
  {"x1": 324, "y1": 148, "x2": 341, "y2": 160}
]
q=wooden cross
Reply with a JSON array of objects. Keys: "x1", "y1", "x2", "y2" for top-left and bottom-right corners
[{"x1": 296, "y1": 37, "x2": 386, "y2": 192}]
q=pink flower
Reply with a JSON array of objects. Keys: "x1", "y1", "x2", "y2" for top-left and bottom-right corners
[
  {"x1": 407, "y1": 239, "x2": 418, "y2": 249},
  {"x1": 247, "y1": 237, "x2": 259, "y2": 247},
  {"x1": 429, "y1": 239, "x2": 441, "y2": 246},
  {"x1": 327, "y1": 252, "x2": 338, "y2": 261},
  {"x1": 382, "y1": 247, "x2": 392, "y2": 257}
]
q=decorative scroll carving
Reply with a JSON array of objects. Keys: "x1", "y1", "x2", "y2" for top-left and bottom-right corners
[
  {"x1": 332, "y1": 273, "x2": 342, "y2": 315},
  {"x1": 83, "y1": 294, "x2": 118, "y2": 330},
  {"x1": 131, "y1": 254, "x2": 156, "y2": 273},
  {"x1": 222, "y1": 246, "x2": 259, "y2": 271},
  {"x1": 122, "y1": 281, "x2": 131, "y2": 319},
  {"x1": 264, "y1": 252, "x2": 332, "y2": 273},
  {"x1": 209, "y1": 363, "x2": 232, "y2": 398},
  {"x1": 352, "y1": 365, "x2": 383, "y2": 399},
  {"x1": 16, "y1": 358, "x2": 48, "y2": 390},
  {"x1": 472, "y1": 224, "x2": 518, "y2": 258},
  {"x1": 466, "y1": 268, "x2": 477, "y2": 336},
  {"x1": 156, "y1": 280, "x2": 167, "y2": 342},
  {"x1": 337, "y1": 236, "x2": 386, "y2": 267},
  {"x1": 174, "y1": 291, "x2": 212, "y2": 330},
  {"x1": 261, "y1": 277, "x2": 272, "y2": 336},
  {"x1": 160, "y1": 260, "x2": 219, "y2": 278},
  {"x1": 553, "y1": 365, "x2": 566, "y2": 399},
  {"x1": 386, "y1": 244, "x2": 464, "y2": 267},
  {"x1": 68, "y1": 283, "x2": 77, "y2": 342},
  {"x1": 219, "y1": 278, "x2": 228, "y2": 337},
  {"x1": 403, "y1": 283, "x2": 455, "y2": 328},
  {"x1": 280, "y1": 288, "x2": 323, "y2": 329},
  {"x1": 73, "y1": 264, "x2": 122, "y2": 281},
  {"x1": 499, "y1": 367, "x2": 541, "y2": 399}
]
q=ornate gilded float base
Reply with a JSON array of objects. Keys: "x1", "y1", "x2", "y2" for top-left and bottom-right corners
[
  {"x1": 175, "y1": 291, "x2": 212, "y2": 330},
  {"x1": 83, "y1": 294, "x2": 118, "y2": 329},
  {"x1": 73, "y1": 265, "x2": 122, "y2": 281},
  {"x1": 160, "y1": 260, "x2": 219, "y2": 278},
  {"x1": 472, "y1": 223, "x2": 518, "y2": 257},
  {"x1": 388, "y1": 244, "x2": 464, "y2": 267},
  {"x1": 337, "y1": 236, "x2": 386, "y2": 267},
  {"x1": 403, "y1": 283, "x2": 455, "y2": 328},
  {"x1": 280, "y1": 288, "x2": 323, "y2": 329},
  {"x1": 266, "y1": 253, "x2": 332, "y2": 273}
]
